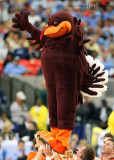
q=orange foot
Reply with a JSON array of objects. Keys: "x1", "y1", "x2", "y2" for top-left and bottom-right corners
[{"x1": 37, "y1": 131, "x2": 67, "y2": 154}]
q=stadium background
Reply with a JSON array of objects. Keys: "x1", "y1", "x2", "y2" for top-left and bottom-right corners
[{"x1": 0, "y1": 0, "x2": 114, "y2": 159}]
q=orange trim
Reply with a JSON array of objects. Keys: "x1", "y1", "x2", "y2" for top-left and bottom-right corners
[
  {"x1": 56, "y1": 129, "x2": 72, "y2": 149},
  {"x1": 51, "y1": 127, "x2": 59, "y2": 138},
  {"x1": 27, "y1": 152, "x2": 46, "y2": 160}
]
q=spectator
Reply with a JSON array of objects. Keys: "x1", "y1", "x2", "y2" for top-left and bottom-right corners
[
  {"x1": 4, "y1": 56, "x2": 29, "y2": 76},
  {"x1": 30, "y1": 0, "x2": 48, "y2": 10},
  {"x1": 76, "y1": 97, "x2": 97, "y2": 123},
  {"x1": 36, "y1": 67, "x2": 43, "y2": 75},
  {"x1": 6, "y1": 31, "x2": 21, "y2": 50},
  {"x1": 108, "y1": 34, "x2": 114, "y2": 49},
  {"x1": 28, "y1": 9, "x2": 41, "y2": 26},
  {"x1": 0, "y1": 1, "x2": 8, "y2": 22},
  {"x1": 20, "y1": 2, "x2": 31, "y2": 15},
  {"x1": 13, "y1": 47, "x2": 29, "y2": 59},
  {"x1": 91, "y1": 50, "x2": 99, "y2": 59},
  {"x1": 86, "y1": 102, "x2": 98, "y2": 122},
  {"x1": 76, "y1": 144, "x2": 96, "y2": 160},
  {"x1": 9, "y1": 139, "x2": 27, "y2": 160},
  {"x1": 101, "y1": 133, "x2": 114, "y2": 160},
  {"x1": 87, "y1": 11, "x2": 100, "y2": 28},
  {"x1": 43, "y1": 8, "x2": 52, "y2": 22},
  {"x1": 1, "y1": 120, "x2": 14, "y2": 140},
  {"x1": 30, "y1": 98, "x2": 48, "y2": 131},
  {"x1": 79, "y1": 139, "x2": 87, "y2": 149},
  {"x1": 75, "y1": 104, "x2": 88, "y2": 124},
  {"x1": 0, "y1": 89, "x2": 7, "y2": 110},
  {"x1": 10, "y1": 0, "x2": 24, "y2": 10},
  {"x1": 97, "y1": 99, "x2": 112, "y2": 129},
  {"x1": 0, "y1": 135, "x2": 9, "y2": 160},
  {"x1": 77, "y1": 10, "x2": 87, "y2": 23},
  {"x1": 85, "y1": 37, "x2": 100, "y2": 56},
  {"x1": 27, "y1": 142, "x2": 54, "y2": 160},
  {"x1": 28, "y1": 133, "x2": 53, "y2": 160},
  {"x1": 20, "y1": 31, "x2": 30, "y2": 48},
  {"x1": 0, "y1": 112, "x2": 13, "y2": 140},
  {"x1": 0, "y1": 42, "x2": 9, "y2": 61},
  {"x1": 38, "y1": 80, "x2": 47, "y2": 107},
  {"x1": 19, "y1": 113, "x2": 32, "y2": 139},
  {"x1": 28, "y1": 121, "x2": 37, "y2": 141},
  {"x1": 102, "y1": 19, "x2": 111, "y2": 39},
  {"x1": 70, "y1": 133, "x2": 79, "y2": 142},
  {"x1": 3, "y1": 51, "x2": 13, "y2": 68},
  {"x1": 8, "y1": 5, "x2": 15, "y2": 20},
  {"x1": 101, "y1": 52, "x2": 113, "y2": 71},
  {"x1": 19, "y1": 115, "x2": 37, "y2": 141},
  {"x1": 36, "y1": 5, "x2": 45, "y2": 20},
  {"x1": 110, "y1": 19, "x2": 114, "y2": 36},
  {"x1": 103, "y1": 5, "x2": 114, "y2": 21},
  {"x1": 70, "y1": 140, "x2": 78, "y2": 153},
  {"x1": 108, "y1": 111, "x2": 114, "y2": 135},
  {"x1": 99, "y1": 44, "x2": 106, "y2": 56},
  {"x1": 10, "y1": 91, "x2": 28, "y2": 127},
  {"x1": 91, "y1": 111, "x2": 114, "y2": 150},
  {"x1": 107, "y1": 44, "x2": 114, "y2": 64}
]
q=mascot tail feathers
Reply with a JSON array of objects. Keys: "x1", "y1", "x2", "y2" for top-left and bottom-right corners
[{"x1": 81, "y1": 55, "x2": 108, "y2": 97}]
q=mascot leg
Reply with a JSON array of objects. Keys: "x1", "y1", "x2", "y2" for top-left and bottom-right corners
[
  {"x1": 35, "y1": 87, "x2": 68, "y2": 154},
  {"x1": 36, "y1": 78, "x2": 78, "y2": 154},
  {"x1": 55, "y1": 83, "x2": 77, "y2": 152},
  {"x1": 47, "y1": 84, "x2": 58, "y2": 128}
]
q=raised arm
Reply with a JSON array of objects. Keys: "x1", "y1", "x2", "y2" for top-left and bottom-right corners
[
  {"x1": 12, "y1": 11, "x2": 43, "y2": 49},
  {"x1": 72, "y1": 17, "x2": 90, "y2": 53},
  {"x1": 72, "y1": 17, "x2": 83, "y2": 47}
]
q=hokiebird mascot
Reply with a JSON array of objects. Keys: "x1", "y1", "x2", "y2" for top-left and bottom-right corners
[{"x1": 12, "y1": 11, "x2": 108, "y2": 154}]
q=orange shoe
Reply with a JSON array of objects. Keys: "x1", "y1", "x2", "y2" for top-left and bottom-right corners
[
  {"x1": 51, "y1": 127, "x2": 59, "y2": 138},
  {"x1": 39, "y1": 131, "x2": 67, "y2": 154},
  {"x1": 56, "y1": 129, "x2": 72, "y2": 150}
]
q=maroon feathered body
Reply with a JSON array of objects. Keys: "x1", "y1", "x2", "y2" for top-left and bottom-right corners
[
  {"x1": 40, "y1": 12, "x2": 89, "y2": 129},
  {"x1": 12, "y1": 11, "x2": 96, "y2": 130}
]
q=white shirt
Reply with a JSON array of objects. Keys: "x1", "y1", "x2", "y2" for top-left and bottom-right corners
[
  {"x1": 10, "y1": 101, "x2": 28, "y2": 125},
  {"x1": 99, "y1": 107, "x2": 107, "y2": 122},
  {"x1": 28, "y1": 15, "x2": 41, "y2": 25}
]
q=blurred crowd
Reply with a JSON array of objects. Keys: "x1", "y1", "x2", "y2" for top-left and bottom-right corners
[
  {"x1": 0, "y1": 82, "x2": 114, "y2": 159},
  {"x1": 0, "y1": 0, "x2": 114, "y2": 159},
  {"x1": 0, "y1": 0, "x2": 114, "y2": 76}
]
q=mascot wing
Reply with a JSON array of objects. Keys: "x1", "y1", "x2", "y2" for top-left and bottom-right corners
[
  {"x1": 12, "y1": 11, "x2": 42, "y2": 51},
  {"x1": 81, "y1": 55, "x2": 108, "y2": 97}
]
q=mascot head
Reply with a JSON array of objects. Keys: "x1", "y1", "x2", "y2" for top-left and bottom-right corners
[{"x1": 40, "y1": 12, "x2": 74, "y2": 40}]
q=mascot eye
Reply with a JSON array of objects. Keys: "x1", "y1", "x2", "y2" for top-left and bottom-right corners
[{"x1": 53, "y1": 22, "x2": 58, "y2": 26}]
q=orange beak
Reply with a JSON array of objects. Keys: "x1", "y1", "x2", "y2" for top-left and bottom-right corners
[{"x1": 40, "y1": 21, "x2": 72, "y2": 40}]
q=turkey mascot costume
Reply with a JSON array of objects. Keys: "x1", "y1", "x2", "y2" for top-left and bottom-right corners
[{"x1": 12, "y1": 11, "x2": 108, "y2": 154}]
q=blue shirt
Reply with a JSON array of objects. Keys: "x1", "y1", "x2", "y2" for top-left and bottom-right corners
[
  {"x1": 4, "y1": 62, "x2": 27, "y2": 76},
  {"x1": 102, "y1": 61, "x2": 113, "y2": 71},
  {"x1": 87, "y1": 15, "x2": 100, "y2": 28},
  {"x1": 9, "y1": 149, "x2": 27, "y2": 160},
  {"x1": 0, "y1": 148, "x2": 9, "y2": 160},
  {"x1": 103, "y1": 10, "x2": 114, "y2": 21}
]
